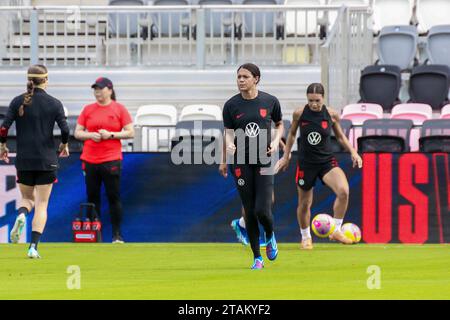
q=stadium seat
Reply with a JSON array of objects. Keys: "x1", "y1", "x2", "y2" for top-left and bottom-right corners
[
  {"x1": 179, "y1": 104, "x2": 222, "y2": 121},
  {"x1": 419, "y1": 119, "x2": 450, "y2": 152},
  {"x1": 426, "y1": 25, "x2": 450, "y2": 68},
  {"x1": 357, "y1": 119, "x2": 413, "y2": 152},
  {"x1": 135, "y1": 104, "x2": 178, "y2": 151},
  {"x1": 330, "y1": 118, "x2": 352, "y2": 152},
  {"x1": 341, "y1": 103, "x2": 383, "y2": 148},
  {"x1": 390, "y1": 103, "x2": 433, "y2": 151},
  {"x1": 390, "y1": 103, "x2": 432, "y2": 125},
  {"x1": 376, "y1": 25, "x2": 418, "y2": 71},
  {"x1": 108, "y1": 0, "x2": 144, "y2": 37},
  {"x1": 440, "y1": 104, "x2": 450, "y2": 119},
  {"x1": 241, "y1": 0, "x2": 282, "y2": 38},
  {"x1": 409, "y1": 64, "x2": 450, "y2": 110},
  {"x1": 171, "y1": 120, "x2": 223, "y2": 153},
  {"x1": 0, "y1": 106, "x2": 8, "y2": 119},
  {"x1": 284, "y1": 0, "x2": 325, "y2": 36},
  {"x1": 341, "y1": 103, "x2": 383, "y2": 126},
  {"x1": 151, "y1": 0, "x2": 190, "y2": 39},
  {"x1": 416, "y1": 0, "x2": 450, "y2": 33},
  {"x1": 359, "y1": 65, "x2": 402, "y2": 112},
  {"x1": 198, "y1": 0, "x2": 233, "y2": 37},
  {"x1": 372, "y1": 0, "x2": 414, "y2": 33}
]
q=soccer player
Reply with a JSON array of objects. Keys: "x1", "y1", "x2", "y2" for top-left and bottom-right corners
[
  {"x1": 0, "y1": 65, "x2": 70, "y2": 258},
  {"x1": 219, "y1": 63, "x2": 284, "y2": 270},
  {"x1": 74, "y1": 77, "x2": 134, "y2": 243},
  {"x1": 276, "y1": 83, "x2": 363, "y2": 249}
]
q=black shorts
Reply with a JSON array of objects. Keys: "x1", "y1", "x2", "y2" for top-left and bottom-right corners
[
  {"x1": 295, "y1": 158, "x2": 338, "y2": 191},
  {"x1": 17, "y1": 170, "x2": 57, "y2": 186}
]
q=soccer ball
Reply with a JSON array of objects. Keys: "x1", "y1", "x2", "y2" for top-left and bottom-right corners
[
  {"x1": 341, "y1": 223, "x2": 362, "y2": 243},
  {"x1": 311, "y1": 214, "x2": 336, "y2": 238}
]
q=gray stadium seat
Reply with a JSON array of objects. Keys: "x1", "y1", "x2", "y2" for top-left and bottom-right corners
[
  {"x1": 426, "y1": 25, "x2": 450, "y2": 68},
  {"x1": 377, "y1": 25, "x2": 418, "y2": 71},
  {"x1": 108, "y1": 0, "x2": 144, "y2": 37},
  {"x1": 240, "y1": 0, "x2": 282, "y2": 39},
  {"x1": 199, "y1": 0, "x2": 233, "y2": 37},
  {"x1": 419, "y1": 119, "x2": 450, "y2": 152},
  {"x1": 151, "y1": 0, "x2": 190, "y2": 39},
  {"x1": 0, "y1": 106, "x2": 8, "y2": 119},
  {"x1": 359, "y1": 65, "x2": 402, "y2": 111},
  {"x1": 409, "y1": 64, "x2": 450, "y2": 110},
  {"x1": 357, "y1": 119, "x2": 413, "y2": 152},
  {"x1": 330, "y1": 118, "x2": 352, "y2": 152}
]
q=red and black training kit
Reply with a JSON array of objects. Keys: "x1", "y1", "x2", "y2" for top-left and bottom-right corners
[{"x1": 296, "y1": 104, "x2": 338, "y2": 190}]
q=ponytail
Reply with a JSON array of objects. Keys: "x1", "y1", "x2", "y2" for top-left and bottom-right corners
[
  {"x1": 20, "y1": 64, "x2": 48, "y2": 117},
  {"x1": 111, "y1": 89, "x2": 116, "y2": 101}
]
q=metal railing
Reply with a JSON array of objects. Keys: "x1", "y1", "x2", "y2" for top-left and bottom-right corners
[
  {"x1": 0, "y1": 4, "x2": 372, "y2": 68},
  {"x1": 321, "y1": 5, "x2": 373, "y2": 109}
]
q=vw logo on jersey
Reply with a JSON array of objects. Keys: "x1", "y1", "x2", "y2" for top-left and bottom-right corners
[
  {"x1": 245, "y1": 122, "x2": 260, "y2": 138},
  {"x1": 238, "y1": 178, "x2": 245, "y2": 186},
  {"x1": 307, "y1": 132, "x2": 322, "y2": 145}
]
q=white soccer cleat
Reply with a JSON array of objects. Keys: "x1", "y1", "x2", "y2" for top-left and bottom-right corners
[
  {"x1": 10, "y1": 214, "x2": 26, "y2": 244},
  {"x1": 27, "y1": 247, "x2": 41, "y2": 259}
]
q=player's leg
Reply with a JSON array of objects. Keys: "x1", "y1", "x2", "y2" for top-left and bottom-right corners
[
  {"x1": 28, "y1": 182, "x2": 53, "y2": 258},
  {"x1": 101, "y1": 161, "x2": 124, "y2": 243},
  {"x1": 254, "y1": 167, "x2": 277, "y2": 261},
  {"x1": 297, "y1": 186, "x2": 314, "y2": 250},
  {"x1": 83, "y1": 161, "x2": 102, "y2": 221},
  {"x1": 232, "y1": 165, "x2": 262, "y2": 269},
  {"x1": 296, "y1": 163, "x2": 315, "y2": 249},
  {"x1": 321, "y1": 166, "x2": 353, "y2": 244},
  {"x1": 10, "y1": 179, "x2": 35, "y2": 243}
]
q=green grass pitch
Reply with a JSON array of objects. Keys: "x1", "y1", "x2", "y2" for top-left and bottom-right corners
[{"x1": 1, "y1": 243, "x2": 449, "y2": 300}]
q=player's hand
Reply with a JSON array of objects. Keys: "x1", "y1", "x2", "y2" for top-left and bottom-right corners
[
  {"x1": 267, "y1": 139, "x2": 279, "y2": 155},
  {"x1": 351, "y1": 152, "x2": 363, "y2": 168},
  {"x1": 58, "y1": 143, "x2": 69, "y2": 158},
  {"x1": 0, "y1": 144, "x2": 9, "y2": 163},
  {"x1": 226, "y1": 143, "x2": 236, "y2": 156},
  {"x1": 274, "y1": 155, "x2": 290, "y2": 173},
  {"x1": 90, "y1": 132, "x2": 102, "y2": 142},
  {"x1": 98, "y1": 129, "x2": 112, "y2": 140},
  {"x1": 219, "y1": 163, "x2": 228, "y2": 178}
]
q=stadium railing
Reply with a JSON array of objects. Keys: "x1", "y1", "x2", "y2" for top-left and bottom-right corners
[{"x1": 0, "y1": 4, "x2": 371, "y2": 68}]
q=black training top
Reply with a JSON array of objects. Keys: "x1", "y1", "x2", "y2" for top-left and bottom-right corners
[
  {"x1": 223, "y1": 91, "x2": 282, "y2": 165},
  {"x1": 0, "y1": 88, "x2": 70, "y2": 171},
  {"x1": 297, "y1": 104, "x2": 334, "y2": 165}
]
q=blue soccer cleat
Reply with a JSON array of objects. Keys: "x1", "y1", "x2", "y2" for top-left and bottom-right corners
[
  {"x1": 251, "y1": 256, "x2": 264, "y2": 270},
  {"x1": 27, "y1": 247, "x2": 41, "y2": 259},
  {"x1": 231, "y1": 219, "x2": 249, "y2": 246},
  {"x1": 265, "y1": 233, "x2": 278, "y2": 261}
]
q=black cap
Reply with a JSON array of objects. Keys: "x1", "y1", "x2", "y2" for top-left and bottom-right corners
[{"x1": 91, "y1": 77, "x2": 113, "y2": 89}]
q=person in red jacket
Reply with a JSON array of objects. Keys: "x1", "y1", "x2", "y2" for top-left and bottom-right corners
[{"x1": 75, "y1": 77, "x2": 134, "y2": 243}]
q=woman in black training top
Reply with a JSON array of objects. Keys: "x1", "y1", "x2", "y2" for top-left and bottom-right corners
[
  {"x1": 219, "y1": 63, "x2": 284, "y2": 270},
  {"x1": 0, "y1": 64, "x2": 69, "y2": 259}
]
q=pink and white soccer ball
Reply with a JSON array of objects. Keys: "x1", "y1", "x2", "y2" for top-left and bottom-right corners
[
  {"x1": 341, "y1": 223, "x2": 362, "y2": 243},
  {"x1": 311, "y1": 214, "x2": 336, "y2": 238}
]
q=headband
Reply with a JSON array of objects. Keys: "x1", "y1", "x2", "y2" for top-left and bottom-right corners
[{"x1": 27, "y1": 73, "x2": 48, "y2": 78}]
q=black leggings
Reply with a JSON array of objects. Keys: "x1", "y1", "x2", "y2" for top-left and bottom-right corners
[
  {"x1": 232, "y1": 164, "x2": 274, "y2": 259},
  {"x1": 83, "y1": 160, "x2": 123, "y2": 235}
]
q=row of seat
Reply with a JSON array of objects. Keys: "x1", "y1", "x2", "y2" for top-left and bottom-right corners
[
  {"x1": 377, "y1": 24, "x2": 450, "y2": 70},
  {"x1": 358, "y1": 64, "x2": 450, "y2": 111},
  {"x1": 109, "y1": 0, "x2": 449, "y2": 34}
]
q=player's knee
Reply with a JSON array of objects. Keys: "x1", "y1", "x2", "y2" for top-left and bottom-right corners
[
  {"x1": 298, "y1": 201, "x2": 311, "y2": 212},
  {"x1": 336, "y1": 187, "x2": 349, "y2": 200}
]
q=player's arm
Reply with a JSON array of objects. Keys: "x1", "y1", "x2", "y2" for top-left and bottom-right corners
[
  {"x1": 275, "y1": 107, "x2": 303, "y2": 172},
  {"x1": 219, "y1": 128, "x2": 235, "y2": 178},
  {"x1": 74, "y1": 123, "x2": 101, "y2": 142},
  {"x1": 268, "y1": 120, "x2": 284, "y2": 155},
  {"x1": 101, "y1": 123, "x2": 135, "y2": 140},
  {"x1": 330, "y1": 108, "x2": 362, "y2": 168},
  {"x1": 0, "y1": 98, "x2": 20, "y2": 163}
]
